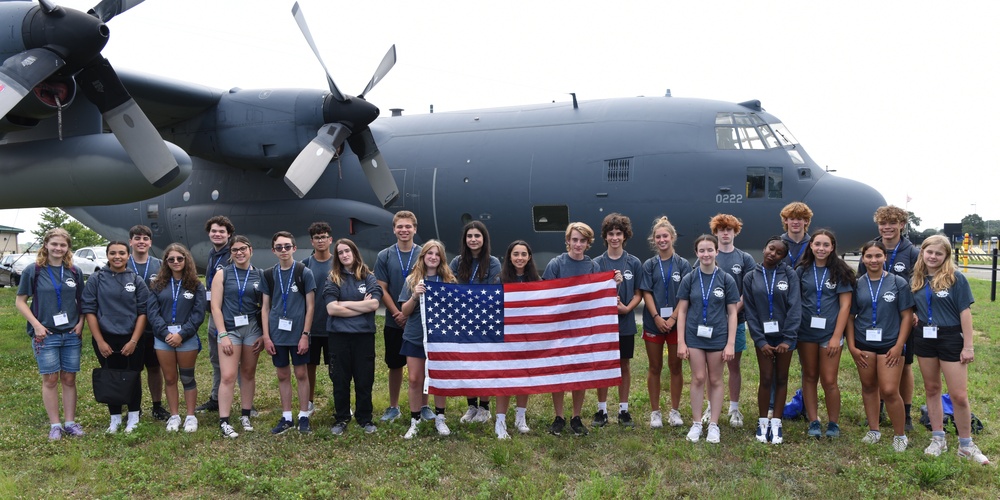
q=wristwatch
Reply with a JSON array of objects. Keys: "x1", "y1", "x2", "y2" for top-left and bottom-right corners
[{"x1": 302, "y1": 331, "x2": 310, "y2": 337}]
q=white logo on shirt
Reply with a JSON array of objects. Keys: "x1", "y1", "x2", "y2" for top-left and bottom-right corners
[
  {"x1": 125, "y1": 283, "x2": 136, "y2": 293},
  {"x1": 358, "y1": 284, "x2": 367, "y2": 294},
  {"x1": 672, "y1": 272, "x2": 682, "y2": 282},
  {"x1": 150, "y1": 274, "x2": 158, "y2": 282},
  {"x1": 290, "y1": 284, "x2": 299, "y2": 293},
  {"x1": 65, "y1": 278, "x2": 77, "y2": 288},
  {"x1": 777, "y1": 281, "x2": 789, "y2": 291},
  {"x1": 935, "y1": 290, "x2": 950, "y2": 298},
  {"x1": 623, "y1": 270, "x2": 634, "y2": 281},
  {"x1": 183, "y1": 291, "x2": 195, "y2": 300},
  {"x1": 882, "y1": 292, "x2": 896, "y2": 303},
  {"x1": 253, "y1": 281, "x2": 260, "y2": 290},
  {"x1": 893, "y1": 262, "x2": 906, "y2": 273},
  {"x1": 731, "y1": 264, "x2": 743, "y2": 275},
  {"x1": 824, "y1": 281, "x2": 837, "y2": 289},
  {"x1": 713, "y1": 287, "x2": 725, "y2": 298}
]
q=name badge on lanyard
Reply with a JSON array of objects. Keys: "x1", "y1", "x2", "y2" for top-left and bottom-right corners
[
  {"x1": 168, "y1": 324, "x2": 182, "y2": 335},
  {"x1": 278, "y1": 317, "x2": 293, "y2": 331},
  {"x1": 697, "y1": 325, "x2": 713, "y2": 338},
  {"x1": 206, "y1": 290, "x2": 212, "y2": 301},
  {"x1": 763, "y1": 320, "x2": 780, "y2": 334},
  {"x1": 810, "y1": 316, "x2": 827, "y2": 329},
  {"x1": 234, "y1": 314, "x2": 249, "y2": 327},
  {"x1": 53, "y1": 311, "x2": 69, "y2": 327},
  {"x1": 923, "y1": 326, "x2": 938, "y2": 339},
  {"x1": 660, "y1": 307, "x2": 673, "y2": 318},
  {"x1": 866, "y1": 328, "x2": 882, "y2": 342}
]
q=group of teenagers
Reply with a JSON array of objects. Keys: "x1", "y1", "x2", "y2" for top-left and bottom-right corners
[{"x1": 16, "y1": 204, "x2": 988, "y2": 465}]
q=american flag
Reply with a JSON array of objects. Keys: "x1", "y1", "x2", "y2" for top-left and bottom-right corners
[{"x1": 421, "y1": 271, "x2": 622, "y2": 396}]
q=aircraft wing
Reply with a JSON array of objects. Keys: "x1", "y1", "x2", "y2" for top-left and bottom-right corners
[{"x1": 116, "y1": 68, "x2": 223, "y2": 128}]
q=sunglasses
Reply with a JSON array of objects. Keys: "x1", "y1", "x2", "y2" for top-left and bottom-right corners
[
  {"x1": 231, "y1": 246, "x2": 250, "y2": 254},
  {"x1": 312, "y1": 235, "x2": 331, "y2": 241},
  {"x1": 166, "y1": 256, "x2": 186, "y2": 263},
  {"x1": 273, "y1": 244, "x2": 294, "y2": 252}
]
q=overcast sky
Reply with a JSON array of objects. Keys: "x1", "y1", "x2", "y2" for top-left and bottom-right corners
[{"x1": 3, "y1": 0, "x2": 998, "y2": 240}]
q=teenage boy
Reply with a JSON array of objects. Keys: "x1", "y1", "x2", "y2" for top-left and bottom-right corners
[
  {"x1": 261, "y1": 231, "x2": 317, "y2": 434},
  {"x1": 543, "y1": 222, "x2": 601, "y2": 437},
  {"x1": 128, "y1": 225, "x2": 166, "y2": 420},
  {"x1": 592, "y1": 214, "x2": 642, "y2": 428},
  {"x1": 710, "y1": 214, "x2": 757, "y2": 427},
  {"x1": 196, "y1": 216, "x2": 235, "y2": 413},
  {"x1": 374, "y1": 211, "x2": 434, "y2": 422},
  {"x1": 302, "y1": 222, "x2": 334, "y2": 413},
  {"x1": 780, "y1": 202, "x2": 813, "y2": 268},
  {"x1": 860, "y1": 205, "x2": 921, "y2": 431}
]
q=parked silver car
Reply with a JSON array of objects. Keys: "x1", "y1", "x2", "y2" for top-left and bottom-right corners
[
  {"x1": 0, "y1": 253, "x2": 32, "y2": 287},
  {"x1": 73, "y1": 246, "x2": 108, "y2": 278}
]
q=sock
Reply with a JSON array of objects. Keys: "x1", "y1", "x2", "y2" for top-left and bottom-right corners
[
  {"x1": 64, "y1": 420, "x2": 75, "y2": 427},
  {"x1": 410, "y1": 411, "x2": 421, "y2": 420},
  {"x1": 51, "y1": 423, "x2": 62, "y2": 430},
  {"x1": 730, "y1": 401, "x2": 739, "y2": 412},
  {"x1": 110, "y1": 414, "x2": 122, "y2": 424},
  {"x1": 435, "y1": 407, "x2": 446, "y2": 415},
  {"x1": 496, "y1": 413, "x2": 506, "y2": 424},
  {"x1": 282, "y1": 411, "x2": 293, "y2": 422},
  {"x1": 904, "y1": 403, "x2": 912, "y2": 416},
  {"x1": 127, "y1": 411, "x2": 140, "y2": 423},
  {"x1": 220, "y1": 417, "x2": 230, "y2": 425},
  {"x1": 516, "y1": 407, "x2": 526, "y2": 419},
  {"x1": 467, "y1": 397, "x2": 478, "y2": 407},
  {"x1": 932, "y1": 430, "x2": 946, "y2": 439},
  {"x1": 241, "y1": 408, "x2": 251, "y2": 417},
  {"x1": 479, "y1": 399, "x2": 490, "y2": 411},
  {"x1": 692, "y1": 421, "x2": 702, "y2": 429},
  {"x1": 153, "y1": 401, "x2": 163, "y2": 409},
  {"x1": 959, "y1": 437, "x2": 972, "y2": 448},
  {"x1": 298, "y1": 411, "x2": 310, "y2": 420},
  {"x1": 597, "y1": 402, "x2": 607, "y2": 413},
  {"x1": 620, "y1": 402, "x2": 629, "y2": 412}
]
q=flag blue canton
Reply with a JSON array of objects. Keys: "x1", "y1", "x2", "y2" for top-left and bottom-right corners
[{"x1": 424, "y1": 282, "x2": 505, "y2": 343}]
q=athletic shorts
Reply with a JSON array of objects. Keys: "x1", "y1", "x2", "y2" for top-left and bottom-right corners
[
  {"x1": 914, "y1": 323, "x2": 964, "y2": 363},
  {"x1": 33, "y1": 332, "x2": 82, "y2": 375},
  {"x1": 383, "y1": 325, "x2": 407, "y2": 369},
  {"x1": 734, "y1": 323, "x2": 747, "y2": 353},
  {"x1": 154, "y1": 334, "x2": 202, "y2": 352},
  {"x1": 854, "y1": 340, "x2": 893, "y2": 356},
  {"x1": 399, "y1": 340, "x2": 426, "y2": 360},
  {"x1": 903, "y1": 335, "x2": 915, "y2": 365},
  {"x1": 308, "y1": 334, "x2": 331, "y2": 365},
  {"x1": 642, "y1": 325, "x2": 677, "y2": 345},
  {"x1": 271, "y1": 344, "x2": 310, "y2": 368},
  {"x1": 142, "y1": 330, "x2": 160, "y2": 368},
  {"x1": 618, "y1": 335, "x2": 635, "y2": 360},
  {"x1": 221, "y1": 318, "x2": 263, "y2": 347}
]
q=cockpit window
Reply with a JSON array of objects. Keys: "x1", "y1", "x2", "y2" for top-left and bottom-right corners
[{"x1": 715, "y1": 113, "x2": 798, "y2": 150}]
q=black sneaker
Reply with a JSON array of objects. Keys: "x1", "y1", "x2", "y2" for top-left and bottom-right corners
[
  {"x1": 151, "y1": 405, "x2": 170, "y2": 421},
  {"x1": 195, "y1": 398, "x2": 219, "y2": 413},
  {"x1": 298, "y1": 416, "x2": 312, "y2": 434},
  {"x1": 330, "y1": 421, "x2": 348, "y2": 436},
  {"x1": 570, "y1": 416, "x2": 589, "y2": 436},
  {"x1": 618, "y1": 410, "x2": 635, "y2": 428},
  {"x1": 592, "y1": 410, "x2": 609, "y2": 428},
  {"x1": 549, "y1": 416, "x2": 566, "y2": 436},
  {"x1": 271, "y1": 417, "x2": 294, "y2": 435}
]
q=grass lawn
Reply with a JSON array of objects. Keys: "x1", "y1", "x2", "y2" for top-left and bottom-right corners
[{"x1": 0, "y1": 279, "x2": 997, "y2": 498}]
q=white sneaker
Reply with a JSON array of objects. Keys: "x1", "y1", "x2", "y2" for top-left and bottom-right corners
[
  {"x1": 957, "y1": 443, "x2": 990, "y2": 465},
  {"x1": 240, "y1": 415, "x2": 254, "y2": 432},
  {"x1": 924, "y1": 436, "x2": 948, "y2": 456},
  {"x1": 686, "y1": 423, "x2": 703, "y2": 442},
  {"x1": 861, "y1": 430, "x2": 881, "y2": 444},
  {"x1": 183, "y1": 415, "x2": 198, "y2": 433},
  {"x1": 728, "y1": 408, "x2": 744, "y2": 428},
  {"x1": 706, "y1": 423, "x2": 721, "y2": 444},
  {"x1": 106, "y1": 415, "x2": 122, "y2": 434},
  {"x1": 220, "y1": 422, "x2": 239, "y2": 439},
  {"x1": 472, "y1": 407, "x2": 492, "y2": 423},
  {"x1": 893, "y1": 435, "x2": 908, "y2": 452},
  {"x1": 403, "y1": 418, "x2": 420, "y2": 440},
  {"x1": 495, "y1": 419, "x2": 510, "y2": 440},
  {"x1": 125, "y1": 412, "x2": 140, "y2": 433},
  {"x1": 649, "y1": 410, "x2": 663, "y2": 429},
  {"x1": 514, "y1": 415, "x2": 531, "y2": 434},
  {"x1": 755, "y1": 418, "x2": 769, "y2": 443},
  {"x1": 435, "y1": 415, "x2": 451, "y2": 436},
  {"x1": 460, "y1": 405, "x2": 479, "y2": 423},
  {"x1": 165, "y1": 415, "x2": 182, "y2": 432},
  {"x1": 668, "y1": 409, "x2": 684, "y2": 427},
  {"x1": 769, "y1": 418, "x2": 783, "y2": 444},
  {"x1": 701, "y1": 402, "x2": 711, "y2": 425}
]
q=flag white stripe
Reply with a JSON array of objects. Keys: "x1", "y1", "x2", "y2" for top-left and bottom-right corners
[
  {"x1": 430, "y1": 368, "x2": 622, "y2": 389},
  {"x1": 427, "y1": 331, "x2": 619, "y2": 353},
  {"x1": 503, "y1": 297, "x2": 618, "y2": 317},
  {"x1": 504, "y1": 279, "x2": 616, "y2": 302},
  {"x1": 503, "y1": 316, "x2": 618, "y2": 335},
  {"x1": 427, "y1": 351, "x2": 620, "y2": 370}
]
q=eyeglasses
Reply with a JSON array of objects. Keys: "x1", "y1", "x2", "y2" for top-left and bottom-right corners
[
  {"x1": 231, "y1": 246, "x2": 250, "y2": 254},
  {"x1": 273, "y1": 244, "x2": 294, "y2": 252},
  {"x1": 166, "y1": 256, "x2": 185, "y2": 263},
  {"x1": 312, "y1": 235, "x2": 331, "y2": 241}
]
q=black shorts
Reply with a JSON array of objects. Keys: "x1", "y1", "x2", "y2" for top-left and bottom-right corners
[
  {"x1": 618, "y1": 335, "x2": 635, "y2": 360},
  {"x1": 903, "y1": 335, "x2": 915, "y2": 365},
  {"x1": 383, "y1": 325, "x2": 406, "y2": 369},
  {"x1": 142, "y1": 330, "x2": 160, "y2": 369},
  {"x1": 854, "y1": 340, "x2": 892, "y2": 356},
  {"x1": 914, "y1": 323, "x2": 964, "y2": 363},
  {"x1": 309, "y1": 334, "x2": 330, "y2": 365}
]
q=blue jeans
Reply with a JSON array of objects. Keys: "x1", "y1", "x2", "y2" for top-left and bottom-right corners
[{"x1": 33, "y1": 332, "x2": 82, "y2": 375}]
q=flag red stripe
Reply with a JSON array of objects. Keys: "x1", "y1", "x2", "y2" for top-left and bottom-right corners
[
  {"x1": 504, "y1": 305, "x2": 619, "y2": 325},
  {"x1": 429, "y1": 359, "x2": 621, "y2": 379},
  {"x1": 429, "y1": 377, "x2": 624, "y2": 397},
  {"x1": 428, "y1": 341, "x2": 621, "y2": 361},
  {"x1": 504, "y1": 288, "x2": 617, "y2": 309},
  {"x1": 505, "y1": 325, "x2": 619, "y2": 342}
]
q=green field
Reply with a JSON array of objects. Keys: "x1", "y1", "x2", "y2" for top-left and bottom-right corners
[{"x1": 0, "y1": 279, "x2": 996, "y2": 499}]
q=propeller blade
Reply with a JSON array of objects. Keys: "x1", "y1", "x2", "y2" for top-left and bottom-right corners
[
  {"x1": 76, "y1": 57, "x2": 179, "y2": 187},
  {"x1": 291, "y1": 2, "x2": 345, "y2": 102},
  {"x1": 89, "y1": 0, "x2": 146, "y2": 22},
  {"x1": 284, "y1": 123, "x2": 352, "y2": 198},
  {"x1": 348, "y1": 128, "x2": 399, "y2": 207},
  {"x1": 0, "y1": 48, "x2": 66, "y2": 118},
  {"x1": 358, "y1": 45, "x2": 396, "y2": 99}
]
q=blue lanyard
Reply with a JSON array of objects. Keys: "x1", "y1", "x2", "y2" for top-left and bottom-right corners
[
  {"x1": 760, "y1": 266, "x2": 778, "y2": 320},
  {"x1": 233, "y1": 265, "x2": 250, "y2": 314},
  {"x1": 865, "y1": 273, "x2": 886, "y2": 327},
  {"x1": 170, "y1": 277, "x2": 181, "y2": 324},
  {"x1": 277, "y1": 266, "x2": 293, "y2": 317},
  {"x1": 924, "y1": 281, "x2": 934, "y2": 325},
  {"x1": 698, "y1": 268, "x2": 718, "y2": 324},
  {"x1": 470, "y1": 261, "x2": 480, "y2": 284},
  {"x1": 45, "y1": 265, "x2": 64, "y2": 311},
  {"x1": 657, "y1": 257, "x2": 674, "y2": 307},
  {"x1": 207, "y1": 253, "x2": 226, "y2": 287},
  {"x1": 396, "y1": 244, "x2": 414, "y2": 280},
  {"x1": 129, "y1": 256, "x2": 149, "y2": 282},
  {"x1": 885, "y1": 241, "x2": 901, "y2": 273},
  {"x1": 812, "y1": 265, "x2": 828, "y2": 315},
  {"x1": 787, "y1": 241, "x2": 807, "y2": 266}
]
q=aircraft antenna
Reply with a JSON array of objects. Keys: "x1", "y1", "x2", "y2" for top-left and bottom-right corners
[{"x1": 570, "y1": 93, "x2": 578, "y2": 109}]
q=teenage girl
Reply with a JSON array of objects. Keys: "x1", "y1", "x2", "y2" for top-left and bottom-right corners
[{"x1": 493, "y1": 240, "x2": 539, "y2": 439}]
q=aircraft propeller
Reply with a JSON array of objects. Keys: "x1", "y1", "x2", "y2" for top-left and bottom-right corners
[
  {"x1": 0, "y1": 0, "x2": 179, "y2": 188},
  {"x1": 284, "y1": 2, "x2": 399, "y2": 207}
]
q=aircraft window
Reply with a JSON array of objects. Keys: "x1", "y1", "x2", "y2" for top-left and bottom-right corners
[
  {"x1": 715, "y1": 113, "x2": 733, "y2": 125},
  {"x1": 733, "y1": 113, "x2": 752, "y2": 126},
  {"x1": 770, "y1": 123, "x2": 799, "y2": 146},
  {"x1": 146, "y1": 204, "x2": 159, "y2": 219},
  {"x1": 746, "y1": 167, "x2": 766, "y2": 198},
  {"x1": 737, "y1": 127, "x2": 766, "y2": 150},
  {"x1": 533, "y1": 205, "x2": 569, "y2": 232},
  {"x1": 716, "y1": 127, "x2": 740, "y2": 150},
  {"x1": 605, "y1": 158, "x2": 633, "y2": 182},
  {"x1": 758, "y1": 126, "x2": 780, "y2": 149},
  {"x1": 767, "y1": 167, "x2": 783, "y2": 199}
]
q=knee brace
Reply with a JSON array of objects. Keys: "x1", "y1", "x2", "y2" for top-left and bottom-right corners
[{"x1": 179, "y1": 367, "x2": 197, "y2": 391}]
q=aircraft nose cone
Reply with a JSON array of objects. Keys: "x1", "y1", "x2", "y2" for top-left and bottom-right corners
[{"x1": 802, "y1": 173, "x2": 887, "y2": 252}]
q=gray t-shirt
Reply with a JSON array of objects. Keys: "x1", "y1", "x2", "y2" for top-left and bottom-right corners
[
  {"x1": 302, "y1": 255, "x2": 333, "y2": 336},
  {"x1": 449, "y1": 255, "x2": 502, "y2": 284},
  {"x1": 715, "y1": 248, "x2": 756, "y2": 323},
  {"x1": 375, "y1": 243, "x2": 422, "y2": 321},
  {"x1": 542, "y1": 253, "x2": 600, "y2": 280},
  {"x1": 797, "y1": 265, "x2": 854, "y2": 343},
  {"x1": 217, "y1": 265, "x2": 263, "y2": 331},
  {"x1": 677, "y1": 268, "x2": 740, "y2": 350},
  {"x1": 594, "y1": 251, "x2": 643, "y2": 336},
  {"x1": 638, "y1": 254, "x2": 692, "y2": 332},
  {"x1": 851, "y1": 273, "x2": 915, "y2": 351},
  {"x1": 17, "y1": 263, "x2": 84, "y2": 336},
  {"x1": 259, "y1": 264, "x2": 317, "y2": 345},
  {"x1": 324, "y1": 272, "x2": 383, "y2": 334},
  {"x1": 912, "y1": 271, "x2": 973, "y2": 328}
]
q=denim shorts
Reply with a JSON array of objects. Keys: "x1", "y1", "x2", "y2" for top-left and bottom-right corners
[
  {"x1": 33, "y1": 332, "x2": 82, "y2": 375},
  {"x1": 154, "y1": 334, "x2": 202, "y2": 352},
  {"x1": 222, "y1": 318, "x2": 263, "y2": 347}
]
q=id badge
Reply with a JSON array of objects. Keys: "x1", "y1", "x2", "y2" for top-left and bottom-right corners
[
  {"x1": 763, "y1": 320, "x2": 780, "y2": 334},
  {"x1": 53, "y1": 311, "x2": 69, "y2": 327},
  {"x1": 865, "y1": 328, "x2": 882, "y2": 342},
  {"x1": 167, "y1": 324, "x2": 182, "y2": 335},
  {"x1": 923, "y1": 326, "x2": 938, "y2": 339},
  {"x1": 697, "y1": 325, "x2": 713, "y2": 338},
  {"x1": 660, "y1": 307, "x2": 673, "y2": 318},
  {"x1": 810, "y1": 316, "x2": 827, "y2": 329},
  {"x1": 205, "y1": 290, "x2": 212, "y2": 301},
  {"x1": 278, "y1": 317, "x2": 293, "y2": 331},
  {"x1": 234, "y1": 314, "x2": 249, "y2": 327}
]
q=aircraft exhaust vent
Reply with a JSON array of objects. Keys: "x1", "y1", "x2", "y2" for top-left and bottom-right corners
[{"x1": 605, "y1": 157, "x2": 633, "y2": 182}]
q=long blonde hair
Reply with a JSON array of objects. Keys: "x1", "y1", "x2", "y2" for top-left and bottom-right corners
[
  {"x1": 911, "y1": 235, "x2": 957, "y2": 292},
  {"x1": 35, "y1": 228, "x2": 74, "y2": 267},
  {"x1": 405, "y1": 240, "x2": 456, "y2": 291}
]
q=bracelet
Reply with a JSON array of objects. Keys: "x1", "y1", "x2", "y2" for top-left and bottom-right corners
[
  {"x1": 963, "y1": 347, "x2": 974, "y2": 351},
  {"x1": 218, "y1": 332, "x2": 229, "y2": 339}
]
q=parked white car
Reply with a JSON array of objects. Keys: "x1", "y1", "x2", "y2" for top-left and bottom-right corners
[
  {"x1": 0, "y1": 253, "x2": 32, "y2": 287},
  {"x1": 73, "y1": 246, "x2": 108, "y2": 278}
]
